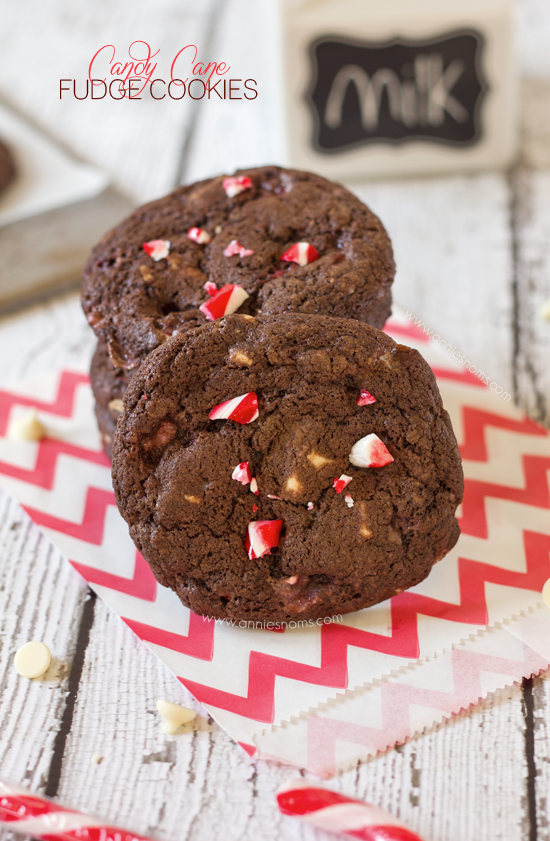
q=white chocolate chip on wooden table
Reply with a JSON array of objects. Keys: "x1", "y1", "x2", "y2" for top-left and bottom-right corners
[
  {"x1": 14, "y1": 641, "x2": 51, "y2": 679},
  {"x1": 156, "y1": 699, "x2": 197, "y2": 735}
]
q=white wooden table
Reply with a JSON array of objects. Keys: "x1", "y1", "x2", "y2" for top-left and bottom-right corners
[{"x1": 0, "y1": 1, "x2": 550, "y2": 839}]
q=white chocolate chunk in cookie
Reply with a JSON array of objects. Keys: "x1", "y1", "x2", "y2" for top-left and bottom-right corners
[
  {"x1": 307, "y1": 451, "x2": 333, "y2": 469},
  {"x1": 229, "y1": 349, "x2": 254, "y2": 367},
  {"x1": 285, "y1": 475, "x2": 303, "y2": 493},
  {"x1": 108, "y1": 398, "x2": 124, "y2": 413}
]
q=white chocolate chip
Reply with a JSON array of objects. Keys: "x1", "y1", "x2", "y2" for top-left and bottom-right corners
[
  {"x1": 14, "y1": 641, "x2": 51, "y2": 679},
  {"x1": 184, "y1": 494, "x2": 201, "y2": 504},
  {"x1": 156, "y1": 699, "x2": 197, "y2": 734},
  {"x1": 139, "y1": 265, "x2": 154, "y2": 281},
  {"x1": 215, "y1": 225, "x2": 222, "y2": 234},
  {"x1": 285, "y1": 475, "x2": 302, "y2": 493},
  {"x1": 10, "y1": 409, "x2": 46, "y2": 441},
  {"x1": 360, "y1": 525, "x2": 373, "y2": 539},
  {"x1": 241, "y1": 315, "x2": 255, "y2": 321},
  {"x1": 230, "y1": 349, "x2": 254, "y2": 367},
  {"x1": 108, "y1": 399, "x2": 124, "y2": 413},
  {"x1": 91, "y1": 754, "x2": 103, "y2": 764},
  {"x1": 307, "y1": 451, "x2": 333, "y2": 469}
]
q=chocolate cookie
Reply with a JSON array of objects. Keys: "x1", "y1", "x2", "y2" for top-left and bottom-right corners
[
  {"x1": 112, "y1": 313, "x2": 463, "y2": 622},
  {"x1": 0, "y1": 138, "x2": 15, "y2": 195},
  {"x1": 90, "y1": 341, "x2": 136, "y2": 459},
  {"x1": 82, "y1": 166, "x2": 394, "y2": 370}
]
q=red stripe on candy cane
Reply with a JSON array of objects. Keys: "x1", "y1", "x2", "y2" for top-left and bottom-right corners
[
  {"x1": 277, "y1": 781, "x2": 425, "y2": 841},
  {"x1": 208, "y1": 392, "x2": 259, "y2": 424},
  {"x1": 223, "y1": 175, "x2": 252, "y2": 197},
  {"x1": 281, "y1": 242, "x2": 319, "y2": 266},
  {"x1": 245, "y1": 519, "x2": 283, "y2": 560},
  {"x1": 0, "y1": 781, "x2": 158, "y2": 841},
  {"x1": 199, "y1": 284, "x2": 249, "y2": 320}
]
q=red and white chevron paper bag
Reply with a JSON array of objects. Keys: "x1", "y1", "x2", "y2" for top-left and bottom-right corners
[{"x1": 0, "y1": 307, "x2": 549, "y2": 776}]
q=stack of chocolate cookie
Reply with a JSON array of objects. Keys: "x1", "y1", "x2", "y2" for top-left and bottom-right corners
[{"x1": 82, "y1": 166, "x2": 463, "y2": 622}]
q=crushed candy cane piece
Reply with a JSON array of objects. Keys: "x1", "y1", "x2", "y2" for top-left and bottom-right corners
[
  {"x1": 199, "y1": 283, "x2": 249, "y2": 320},
  {"x1": 250, "y1": 478, "x2": 259, "y2": 495},
  {"x1": 204, "y1": 281, "x2": 218, "y2": 296},
  {"x1": 188, "y1": 227, "x2": 211, "y2": 245},
  {"x1": 223, "y1": 175, "x2": 252, "y2": 198},
  {"x1": 143, "y1": 239, "x2": 170, "y2": 261},
  {"x1": 333, "y1": 474, "x2": 353, "y2": 494},
  {"x1": 245, "y1": 519, "x2": 284, "y2": 560},
  {"x1": 307, "y1": 502, "x2": 314, "y2": 511},
  {"x1": 223, "y1": 240, "x2": 254, "y2": 258},
  {"x1": 268, "y1": 494, "x2": 281, "y2": 500},
  {"x1": 357, "y1": 389, "x2": 377, "y2": 406},
  {"x1": 349, "y1": 433, "x2": 394, "y2": 468},
  {"x1": 209, "y1": 392, "x2": 259, "y2": 424},
  {"x1": 252, "y1": 504, "x2": 259, "y2": 512},
  {"x1": 281, "y1": 242, "x2": 319, "y2": 267},
  {"x1": 345, "y1": 493, "x2": 354, "y2": 508},
  {"x1": 232, "y1": 462, "x2": 253, "y2": 485}
]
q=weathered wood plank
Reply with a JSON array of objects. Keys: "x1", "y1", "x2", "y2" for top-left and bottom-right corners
[
  {"x1": 0, "y1": 488, "x2": 88, "y2": 793},
  {"x1": 512, "y1": 168, "x2": 550, "y2": 428},
  {"x1": 353, "y1": 174, "x2": 514, "y2": 397}
]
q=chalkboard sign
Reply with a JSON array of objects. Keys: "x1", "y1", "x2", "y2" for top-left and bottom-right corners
[{"x1": 308, "y1": 30, "x2": 487, "y2": 153}]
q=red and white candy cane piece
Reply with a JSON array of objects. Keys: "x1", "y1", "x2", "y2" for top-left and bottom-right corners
[
  {"x1": 232, "y1": 462, "x2": 253, "y2": 485},
  {"x1": 188, "y1": 227, "x2": 211, "y2": 245},
  {"x1": 277, "y1": 780, "x2": 425, "y2": 841},
  {"x1": 345, "y1": 493, "x2": 354, "y2": 508},
  {"x1": 333, "y1": 474, "x2": 352, "y2": 494},
  {"x1": 223, "y1": 240, "x2": 254, "y2": 258},
  {"x1": 0, "y1": 779, "x2": 157, "y2": 841},
  {"x1": 250, "y1": 478, "x2": 259, "y2": 495},
  {"x1": 209, "y1": 392, "x2": 259, "y2": 424},
  {"x1": 199, "y1": 284, "x2": 249, "y2": 320},
  {"x1": 142, "y1": 239, "x2": 170, "y2": 261},
  {"x1": 245, "y1": 519, "x2": 283, "y2": 560},
  {"x1": 349, "y1": 433, "x2": 394, "y2": 468},
  {"x1": 281, "y1": 242, "x2": 319, "y2": 266},
  {"x1": 357, "y1": 389, "x2": 376, "y2": 406},
  {"x1": 204, "y1": 281, "x2": 218, "y2": 296},
  {"x1": 223, "y1": 175, "x2": 252, "y2": 198}
]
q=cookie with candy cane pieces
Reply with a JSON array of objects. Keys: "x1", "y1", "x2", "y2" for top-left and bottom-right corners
[
  {"x1": 112, "y1": 313, "x2": 462, "y2": 622},
  {"x1": 81, "y1": 165, "x2": 394, "y2": 371}
]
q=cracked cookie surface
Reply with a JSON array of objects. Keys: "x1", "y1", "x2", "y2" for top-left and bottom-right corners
[
  {"x1": 82, "y1": 165, "x2": 394, "y2": 370},
  {"x1": 112, "y1": 313, "x2": 463, "y2": 622}
]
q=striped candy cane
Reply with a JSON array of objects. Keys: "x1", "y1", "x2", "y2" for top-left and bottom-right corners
[
  {"x1": 277, "y1": 779, "x2": 425, "y2": 841},
  {"x1": 0, "y1": 780, "x2": 157, "y2": 841}
]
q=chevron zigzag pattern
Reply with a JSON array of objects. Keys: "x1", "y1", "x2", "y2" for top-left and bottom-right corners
[
  {"x1": 0, "y1": 346, "x2": 549, "y2": 748},
  {"x1": 253, "y1": 616, "x2": 550, "y2": 777}
]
